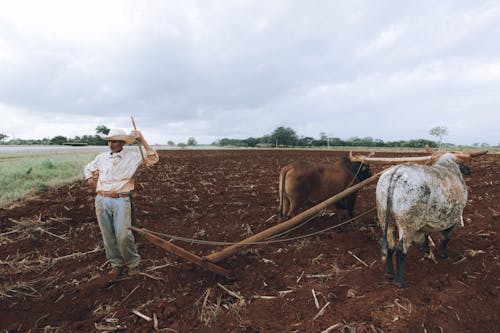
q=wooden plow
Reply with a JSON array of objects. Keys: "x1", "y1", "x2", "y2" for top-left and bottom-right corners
[{"x1": 130, "y1": 167, "x2": 392, "y2": 279}]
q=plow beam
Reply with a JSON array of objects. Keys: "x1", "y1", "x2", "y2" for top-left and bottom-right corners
[
  {"x1": 205, "y1": 167, "x2": 390, "y2": 263},
  {"x1": 130, "y1": 226, "x2": 235, "y2": 279}
]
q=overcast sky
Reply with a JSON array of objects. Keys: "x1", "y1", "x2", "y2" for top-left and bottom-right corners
[{"x1": 0, "y1": 1, "x2": 499, "y2": 145}]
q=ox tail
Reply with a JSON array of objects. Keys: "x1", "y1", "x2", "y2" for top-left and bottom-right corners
[
  {"x1": 381, "y1": 166, "x2": 401, "y2": 263},
  {"x1": 278, "y1": 165, "x2": 292, "y2": 221}
]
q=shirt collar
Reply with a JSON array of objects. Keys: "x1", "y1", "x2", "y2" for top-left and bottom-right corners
[{"x1": 109, "y1": 150, "x2": 124, "y2": 159}]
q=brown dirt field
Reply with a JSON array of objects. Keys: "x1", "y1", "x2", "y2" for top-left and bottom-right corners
[{"x1": 0, "y1": 149, "x2": 498, "y2": 333}]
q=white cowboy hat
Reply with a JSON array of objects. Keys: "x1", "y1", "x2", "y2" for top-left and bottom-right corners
[{"x1": 99, "y1": 129, "x2": 135, "y2": 145}]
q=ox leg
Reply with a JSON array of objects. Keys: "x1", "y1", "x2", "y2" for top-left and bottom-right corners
[
  {"x1": 422, "y1": 232, "x2": 432, "y2": 257},
  {"x1": 381, "y1": 224, "x2": 397, "y2": 278},
  {"x1": 286, "y1": 200, "x2": 301, "y2": 219},
  {"x1": 385, "y1": 248, "x2": 395, "y2": 277},
  {"x1": 346, "y1": 195, "x2": 356, "y2": 219},
  {"x1": 394, "y1": 241, "x2": 408, "y2": 288},
  {"x1": 279, "y1": 196, "x2": 290, "y2": 221},
  {"x1": 439, "y1": 225, "x2": 455, "y2": 259}
]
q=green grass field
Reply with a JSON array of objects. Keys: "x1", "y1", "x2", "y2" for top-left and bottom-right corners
[{"x1": 0, "y1": 152, "x2": 98, "y2": 207}]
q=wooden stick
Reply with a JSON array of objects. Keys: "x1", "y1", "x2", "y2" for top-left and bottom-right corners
[
  {"x1": 52, "y1": 247, "x2": 104, "y2": 263},
  {"x1": 252, "y1": 295, "x2": 278, "y2": 299},
  {"x1": 321, "y1": 323, "x2": 341, "y2": 333},
  {"x1": 217, "y1": 282, "x2": 243, "y2": 300},
  {"x1": 129, "y1": 227, "x2": 234, "y2": 279},
  {"x1": 118, "y1": 285, "x2": 139, "y2": 307},
  {"x1": 348, "y1": 250, "x2": 368, "y2": 267},
  {"x1": 313, "y1": 301, "x2": 330, "y2": 320},
  {"x1": 153, "y1": 313, "x2": 159, "y2": 330},
  {"x1": 130, "y1": 116, "x2": 146, "y2": 163},
  {"x1": 205, "y1": 168, "x2": 390, "y2": 263},
  {"x1": 312, "y1": 289, "x2": 320, "y2": 309},
  {"x1": 35, "y1": 227, "x2": 66, "y2": 241},
  {"x1": 304, "y1": 274, "x2": 333, "y2": 279},
  {"x1": 0, "y1": 230, "x2": 18, "y2": 237},
  {"x1": 132, "y1": 309, "x2": 152, "y2": 322}
]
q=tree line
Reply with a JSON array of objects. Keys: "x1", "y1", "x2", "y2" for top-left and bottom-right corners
[
  {"x1": 0, "y1": 125, "x2": 110, "y2": 146},
  {"x1": 214, "y1": 126, "x2": 494, "y2": 148},
  {"x1": 0, "y1": 125, "x2": 494, "y2": 148},
  {"x1": 213, "y1": 126, "x2": 441, "y2": 148}
]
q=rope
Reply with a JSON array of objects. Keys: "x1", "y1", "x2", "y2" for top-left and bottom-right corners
[
  {"x1": 346, "y1": 159, "x2": 365, "y2": 188},
  {"x1": 142, "y1": 207, "x2": 377, "y2": 246}
]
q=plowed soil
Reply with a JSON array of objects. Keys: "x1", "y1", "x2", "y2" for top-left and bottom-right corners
[{"x1": 0, "y1": 149, "x2": 498, "y2": 333}]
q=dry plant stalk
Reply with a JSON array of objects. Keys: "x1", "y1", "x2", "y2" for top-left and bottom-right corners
[
  {"x1": 321, "y1": 323, "x2": 341, "y2": 333},
  {"x1": 217, "y1": 283, "x2": 243, "y2": 300},
  {"x1": 196, "y1": 289, "x2": 222, "y2": 327},
  {"x1": 132, "y1": 309, "x2": 152, "y2": 322},
  {"x1": 348, "y1": 250, "x2": 368, "y2": 267},
  {"x1": 313, "y1": 302, "x2": 331, "y2": 320},
  {"x1": 312, "y1": 289, "x2": 320, "y2": 309}
]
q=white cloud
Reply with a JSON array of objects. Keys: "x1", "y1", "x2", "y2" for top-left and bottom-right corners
[{"x1": 0, "y1": 0, "x2": 499, "y2": 145}]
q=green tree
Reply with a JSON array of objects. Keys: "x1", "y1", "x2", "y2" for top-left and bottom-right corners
[
  {"x1": 297, "y1": 136, "x2": 315, "y2": 147},
  {"x1": 96, "y1": 125, "x2": 110, "y2": 135},
  {"x1": 50, "y1": 135, "x2": 67, "y2": 145},
  {"x1": 429, "y1": 126, "x2": 448, "y2": 149},
  {"x1": 271, "y1": 126, "x2": 298, "y2": 147},
  {"x1": 318, "y1": 132, "x2": 328, "y2": 146},
  {"x1": 0, "y1": 133, "x2": 8, "y2": 143},
  {"x1": 187, "y1": 137, "x2": 197, "y2": 146},
  {"x1": 167, "y1": 140, "x2": 175, "y2": 146},
  {"x1": 242, "y1": 137, "x2": 259, "y2": 147}
]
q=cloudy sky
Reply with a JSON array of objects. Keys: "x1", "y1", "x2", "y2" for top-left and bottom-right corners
[{"x1": 0, "y1": 1, "x2": 499, "y2": 145}]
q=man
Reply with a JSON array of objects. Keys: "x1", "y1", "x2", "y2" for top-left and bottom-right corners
[{"x1": 84, "y1": 128, "x2": 159, "y2": 278}]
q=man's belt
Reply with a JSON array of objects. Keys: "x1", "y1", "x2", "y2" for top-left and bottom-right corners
[{"x1": 97, "y1": 191, "x2": 130, "y2": 198}]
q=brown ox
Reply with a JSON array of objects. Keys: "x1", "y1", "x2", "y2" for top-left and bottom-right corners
[{"x1": 278, "y1": 157, "x2": 372, "y2": 221}]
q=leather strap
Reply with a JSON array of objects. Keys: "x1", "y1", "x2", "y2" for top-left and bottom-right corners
[{"x1": 97, "y1": 191, "x2": 130, "y2": 198}]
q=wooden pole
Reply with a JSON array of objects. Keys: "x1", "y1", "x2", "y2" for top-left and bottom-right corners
[
  {"x1": 130, "y1": 116, "x2": 146, "y2": 163},
  {"x1": 129, "y1": 226, "x2": 234, "y2": 279},
  {"x1": 205, "y1": 167, "x2": 391, "y2": 263}
]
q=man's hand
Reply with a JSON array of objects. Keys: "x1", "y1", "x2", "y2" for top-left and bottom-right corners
[
  {"x1": 131, "y1": 130, "x2": 144, "y2": 143},
  {"x1": 87, "y1": 178, "x2": 97, "y2": 191}
]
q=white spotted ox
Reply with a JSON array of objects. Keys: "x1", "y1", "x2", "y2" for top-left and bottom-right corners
[{"x1": 375, "y1": 150, "x2": 487, "y2": 287}]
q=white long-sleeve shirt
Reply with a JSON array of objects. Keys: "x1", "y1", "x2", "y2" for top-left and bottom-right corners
[{"x1": 83, "y1": 148, "x2": 159, "y2": 193}]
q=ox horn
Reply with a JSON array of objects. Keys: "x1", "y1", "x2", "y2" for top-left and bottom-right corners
[
  {"x1": 349, "y1": 151, "x2": 376, "y2": 162},
  {"x1": 455, "y1": 150, "x2": 488, "y2": 159},
  {"x1": 469, "y1": 150, "x2": 488, "y2": 158}
]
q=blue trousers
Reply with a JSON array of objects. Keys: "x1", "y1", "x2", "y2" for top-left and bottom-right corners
[{"x1": 95, "y1": 196, "x2": 140, "y2": 269}]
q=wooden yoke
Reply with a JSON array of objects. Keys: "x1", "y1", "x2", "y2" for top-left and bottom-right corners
[{"x1": 205, "y1": 167, "x2": 390, "y2": 263}]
